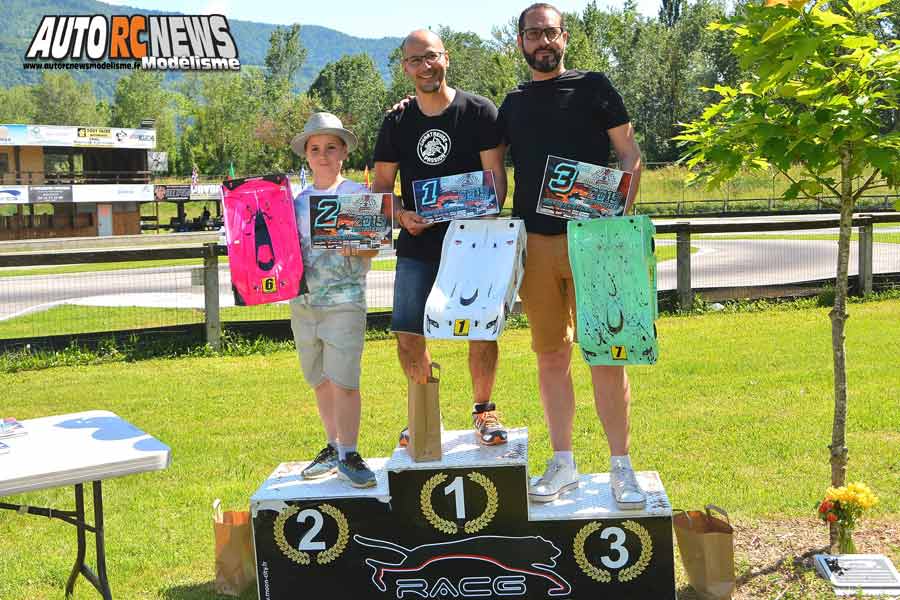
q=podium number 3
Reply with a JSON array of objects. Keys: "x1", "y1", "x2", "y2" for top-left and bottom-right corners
[
  {"x1": 296, "y1": 508, "x2": 326, "y2": 551},
  {"x1": 600, "y1": 526, "x2": 629, "y2": 569},
  {"x1": 548, "y1": 162, "x2": 578, "y2": 194},
  {"x1": 444, "y1": 476, "x2": 466, "y2": 519}
]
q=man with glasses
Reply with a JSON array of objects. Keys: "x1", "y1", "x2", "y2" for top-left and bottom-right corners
[
  {"x1": 373, "y1": 29, "x2": 510, "y2": 448},
  {"x1": 497, "y1": 3, "x2": 646, "y2": 508}
]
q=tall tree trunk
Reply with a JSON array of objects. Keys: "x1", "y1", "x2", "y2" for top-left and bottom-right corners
[{"x1": 828, "y1": 144, "x2": 853, "y2": 552}]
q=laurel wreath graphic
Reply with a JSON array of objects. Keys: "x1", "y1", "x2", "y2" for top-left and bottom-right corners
[
  {"x1": 274, "y1": 506, "x2": 310, "y2": 565},
  {"x1": 618, "y1": 520, "x2": 652, "y2": 582},
  {"x1": 273, "y1": 504, "x2": 349, "y2": 566},
  {"x1": 463, "y1": 472, "x2": 499, "y2": 534},
  {"x1": 420, "y1": 472, "x2": 499, "y2": 535},
  {"x1": 573, "y1": 520, "x2": 653, "y2": 583},
  {"x1": 573, "y1": 522, "x2": 611, "y2": 582},
  {"x1": 316, "y1": 504, "x2": 349, "y2": 564}
]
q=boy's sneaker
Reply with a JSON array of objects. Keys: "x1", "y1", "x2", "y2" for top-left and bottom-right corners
[
  {"x1": 301, "y1": 444, "x2": 338, "y2": 479},
  {"x1": 528, "y1": 459, "x2": 579, "y2": 503},
  {"x1": 473, "y1": 402, "x2": 507, "y2": 446},
  {"x1": 610, "y1": 462, "x2": 646, "y2": 510},
  {"x1": 337, "y1": 452, "x2": 377, "y2": 488}
]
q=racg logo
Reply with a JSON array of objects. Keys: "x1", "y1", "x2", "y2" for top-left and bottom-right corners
[{"x1": 417, "y1": 129, "x2": 451, "y2": 166}]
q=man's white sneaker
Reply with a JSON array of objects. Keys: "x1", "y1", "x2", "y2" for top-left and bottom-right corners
[
  {"x1": 528, "y1": 460, "x2": 579, "y2": 503},
  {"x1": 610, "y1": 464, "x2": 646, "y2": 509}
]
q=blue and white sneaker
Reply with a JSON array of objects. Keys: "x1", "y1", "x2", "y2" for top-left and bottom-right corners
[
  {"x1": 301, "y1": 444, "x2": 338, "y2": 479},
  {"x1": 337, "y1": 452, "x2": 376, "y2": 488}
]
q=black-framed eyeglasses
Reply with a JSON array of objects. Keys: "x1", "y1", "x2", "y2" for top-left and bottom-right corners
[
  {"x1": 402, "y1": 51, "x2": 446, "y2": 68},
  {"x1": 520, "y1": 27, "x2": 565, "y2": 42}
]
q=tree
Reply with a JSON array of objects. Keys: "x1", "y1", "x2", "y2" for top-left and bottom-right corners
[
  {"x1": 257, "y1": 24, "x2": 312, "y2": 172},
  {"x1": 31, "y1": 72, "x2": 107, "y2": 125},
  {"x1": 0, "y1": 86, "x2": 36, "y2": 123},
  {"x1": 264, "y1": 24, "x2": 307, "y2": 94},
  {"x1": 181, "y1": 70, "x2": 268, "y2": 176},
  {"x1": 677, "y1": 0, "x2": 900, "y2": 551},
  {"x1": 310, "y1": 54, "x2": 386, "y2": 169},
  {"x1": 111, "y1": 71, "x2": 179, "y2": 173}
]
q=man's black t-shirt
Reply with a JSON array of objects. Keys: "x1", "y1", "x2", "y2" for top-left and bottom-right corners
[
  {"x1": 497, "y1": 70, "x2": 630, "y2": 235},
  {"x1": 374, "y1": 90, "x2": 501, "y2": 263}
]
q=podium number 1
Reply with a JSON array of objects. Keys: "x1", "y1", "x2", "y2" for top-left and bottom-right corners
[
  {"x1": 421, "y1": 180, "x2": 438, "y2": 207},
  {"x1": 444, "y1": 476, "x2": 466, "y2": 519},
  {"x1": 296, "y1": 508, "x2": 326, "y2": 551}
]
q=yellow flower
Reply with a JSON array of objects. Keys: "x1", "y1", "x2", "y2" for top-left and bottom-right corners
[{"x1": 825, "y1": 483, "x2": 878, "y2": 510}]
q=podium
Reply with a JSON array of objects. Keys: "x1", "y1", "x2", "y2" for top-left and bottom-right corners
[{"x1": 251, "y1": 429, "x2": 675, "y2": 598}]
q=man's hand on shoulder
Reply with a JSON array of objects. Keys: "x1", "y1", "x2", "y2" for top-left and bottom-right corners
[{"x1": 385, "y1": 95, "x2": 415, "y2": 115}]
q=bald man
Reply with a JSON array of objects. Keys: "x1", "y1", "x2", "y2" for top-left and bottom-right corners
[{"x1": 373, "y1": 30, "x2": 510, "y2": 448}]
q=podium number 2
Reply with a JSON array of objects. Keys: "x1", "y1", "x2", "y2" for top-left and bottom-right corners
[
  {"x1": 314, "y1": 198, "x2": 340, "y2": 228},
  {"x1": 600, "y1": 527, "x2": 629, "y2": 569},
  {"x1": 296, "y1": 508, "x2": 326, "y2": 551},
  {"x1": 444, "y1": 476, "x2": 466, "y2": 519}
]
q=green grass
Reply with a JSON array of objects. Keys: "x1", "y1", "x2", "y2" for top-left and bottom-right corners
[
  {"x1": 703, "y1": 232, "x2": 900, "y2": 244},
  {"x1": 0, "y1": 300, "x2": 898, "y2": 598},
  {"x1": 0, "y1": 303, "x2": 398, "y2": 340},
  {"x1": 0, "y1": 305, "x2": 205, "y2": 339},
  {"x1": 0, "y1": 258, "x2": 215, "y2": 279}
]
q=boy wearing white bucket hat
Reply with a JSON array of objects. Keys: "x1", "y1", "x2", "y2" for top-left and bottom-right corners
[{"x1": 289, "y1": 112, "x2": 378, "y2": 488}]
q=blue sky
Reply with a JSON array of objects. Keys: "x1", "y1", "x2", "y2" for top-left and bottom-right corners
[{"x1": 101, "y1": 0, "x2": 661, "y2": 40}]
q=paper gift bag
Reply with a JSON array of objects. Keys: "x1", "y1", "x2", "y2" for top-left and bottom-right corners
[
  {"x1": 673, "y1": 504, "x2": 735, "y2": 600},
  {"x1": 213, "y1": 499, "x2": 256, "y2": 596},
  {"x1": 407, "y1": 362, "x2": 442, "y2": 462}
]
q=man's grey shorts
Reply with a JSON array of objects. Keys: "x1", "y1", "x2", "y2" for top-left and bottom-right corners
[{"x1": 289, "y1": 301, "x2": 366, "y2": 390}]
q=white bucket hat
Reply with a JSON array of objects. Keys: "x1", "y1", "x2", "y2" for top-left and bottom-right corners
[{"x1": 290, "y1": 112, "x2": 358, "y2": 156}]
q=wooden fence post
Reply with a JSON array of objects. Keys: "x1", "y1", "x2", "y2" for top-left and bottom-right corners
[
  {"x1": 203, "y1": 242, "x2": 221, "y2": 350},
  {"x1": 857, "y1": 217, "x2": 873, "y2": 297},
  {"x1": 676, "y1": 222, "x2": 693, "y2": 311}
]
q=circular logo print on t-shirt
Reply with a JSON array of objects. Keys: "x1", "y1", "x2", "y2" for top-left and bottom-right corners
[{"x1": 417, "y1": 129, "x2": 451, "y2": 165}]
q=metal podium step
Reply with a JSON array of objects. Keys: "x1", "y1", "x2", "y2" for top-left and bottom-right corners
[{"x1": 250, "y1": 429, "x2": 675, "y2": 598}]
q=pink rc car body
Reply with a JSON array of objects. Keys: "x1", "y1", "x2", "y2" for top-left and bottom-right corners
[{"x1": 222, "y1": 174, "x2": 304, "y2": 306}]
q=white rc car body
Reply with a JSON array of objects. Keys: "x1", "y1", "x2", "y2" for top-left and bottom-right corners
[{"x1": 424, "y1": 218, "x2": 527, "y2": 341}]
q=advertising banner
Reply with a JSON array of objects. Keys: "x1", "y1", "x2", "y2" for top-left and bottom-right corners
[{"x1": 28, "y1": 185, "x2": 73, "y2": 203}]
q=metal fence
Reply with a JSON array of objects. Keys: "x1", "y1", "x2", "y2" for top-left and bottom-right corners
[{"x1": 0, "y1": 214, "x2": 898, "y2": 351}]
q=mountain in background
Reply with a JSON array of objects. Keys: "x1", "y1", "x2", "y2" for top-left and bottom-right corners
[{"x1": 0, "y1": 0, "x2": 402, "y2": 97}]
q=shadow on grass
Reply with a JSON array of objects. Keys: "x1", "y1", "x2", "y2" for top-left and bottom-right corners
[{"x1": 161, "y1": 581, "x2": 257, "y2": 600}]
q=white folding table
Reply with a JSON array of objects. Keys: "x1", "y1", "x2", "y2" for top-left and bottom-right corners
[{"x1": 0, "y1": 410, "x2": 172, "y2": 599}]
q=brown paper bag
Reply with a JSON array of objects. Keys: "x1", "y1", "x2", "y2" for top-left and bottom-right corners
[
  {"x1": 407, "y1": 362, "x2": 442, "y2": 462},
  {"x1": 213, "y1": 499, "x2": 256, "y2": 596},
  {"x1": 673, "y1": 504, "x2": 735, "y2": 600}
]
